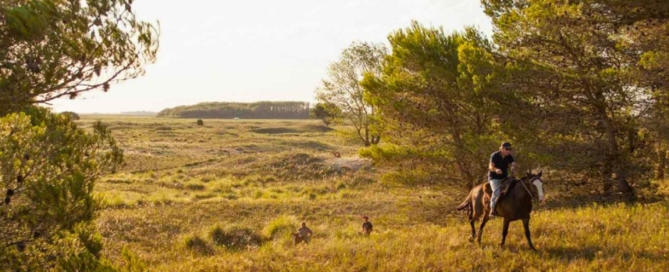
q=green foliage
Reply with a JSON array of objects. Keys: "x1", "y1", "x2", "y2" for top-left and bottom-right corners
[
  {"x1": 316, "y1": 42, "x2": 386, "y2": 146},
  {"x1": 0, "y1": 0, "x2": 159, "y2": 114},
  {"x1": 158, "y1": 101, "x2": 312, "y2": 119},
  {"x1": 361, "y1": 22, "x2": 501, "y2": 186},
  {"x1": 310, "y1": 102, "x2": 341, "y2": 126},
  {"x1": 196, "y1": 119, "x2": 204, "y2": 126},
  {"x1": 479, "y1": 0, "x2": 669, "y2": 198},
  {"x1": 2, "y1": 222, "x2": 146, "y2": 272},
  {"x1": 0, "y1": 107, "x2": 123, "y2": 270}
]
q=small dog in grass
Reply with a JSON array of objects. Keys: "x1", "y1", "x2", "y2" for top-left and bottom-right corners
[{"x1": 292, "y1": 233, "x2": 304, "y2": 245}]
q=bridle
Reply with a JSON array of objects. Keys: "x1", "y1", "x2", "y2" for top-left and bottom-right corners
[{"x1": 518, "y1": 176, "x2": 539, "y2": 201}]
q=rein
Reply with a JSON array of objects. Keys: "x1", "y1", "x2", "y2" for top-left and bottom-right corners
[{"x1": 517, "y1": 177, "x2": 536, "y2": 201}]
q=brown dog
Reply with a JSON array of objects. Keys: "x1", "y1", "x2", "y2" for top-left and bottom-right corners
[{"x1": 292, "y1": 233, "x2": 305, "y2": 245}]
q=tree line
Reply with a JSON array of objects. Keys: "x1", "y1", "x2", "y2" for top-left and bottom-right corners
[
  {"x1": 316, "y1": 0, "x2": 669, "y2": 201},
  {"x1": 158, "y1": 101, "x2": 312, "y2": 119}
]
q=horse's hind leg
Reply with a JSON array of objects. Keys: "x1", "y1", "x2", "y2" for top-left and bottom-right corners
[
  {"x1": 500, "y1": 218, "x2": 510, "y2": 248},
  {"x1": 468, "y1": 205, "x2": 476, "y2": 242},
  {"x1": 469, "y1": 219, "x2": 476, "y2": 242},
  {"x1": 522, "y1": 218, "x2": 537, "y2": 251},
  {"x1": 476, "y1": 214, "x2": 489, "y2": 244}
]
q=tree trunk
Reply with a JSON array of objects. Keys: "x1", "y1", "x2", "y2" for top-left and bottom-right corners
[
  {"x1": 614, "y1": 167, "x2": 634, "y2": 201},
  {"x1": 603, "y1": 156, "x2": 613, "y2": 195},
  {"x1": 455, "y1": 159, "x2": 477, "y2": 190},
  {"x1": 600, "y1": 111, "x2": 634, "y2": 201},
  {"x1": 656, "y1": 148, "x2": 666, "y2": 180},
  {"x1": 371, "y1": 134, "x2": 381, "y2": 145}
]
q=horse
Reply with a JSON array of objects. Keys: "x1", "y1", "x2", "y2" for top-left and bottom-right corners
[{"x1": 456, "y1": 171, "x2": 545, "y2": 251}]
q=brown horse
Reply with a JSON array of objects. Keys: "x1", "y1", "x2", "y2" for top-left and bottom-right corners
[{"x1": 457, "y1": 171, "x2": 545, "y2": 251}]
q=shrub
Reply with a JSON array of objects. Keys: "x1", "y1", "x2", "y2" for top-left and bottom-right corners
[
  {"x1": 263, "y1": 216, "x2": 298, "y2": 240},
  {"x1": 209, "y1": 225, "x2": 263, "y2": 251},
  {"x1": 196, "y1": 119, "x2": 204, "y2": 126},
  {"x1": 0, "y1": 107, "x2": 123, "y2": 270},
  {"x1": 185, "y1": 183, "x2": 206, "y2": 191},
  {"x1": 184, "y1": 235, "x2": 214, "y2": 255}
]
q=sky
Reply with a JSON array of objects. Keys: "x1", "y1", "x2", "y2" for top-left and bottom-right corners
[{"x1": 50, "y1": 0, "x2": 493, "y2": 113}]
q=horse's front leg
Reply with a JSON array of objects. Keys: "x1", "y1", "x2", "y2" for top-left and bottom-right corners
[
  {"x1": 522, "y1": 218, "x2": 537, "y2": 251},
  {"x1": 500, "y1": 218, "x2": 510, "y2": 248}
]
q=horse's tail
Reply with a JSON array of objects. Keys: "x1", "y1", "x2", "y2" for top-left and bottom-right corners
[{"x1": 456, "y1": 192, "x2": 472, "y2": 211}]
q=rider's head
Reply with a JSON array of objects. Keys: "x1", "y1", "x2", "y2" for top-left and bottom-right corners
[
  {"x1": 302, "y1": 222, "x2": 306, "y2": 227},
  {"x1": 500, "y1": 142, "x2": 513, "y2": 156}
]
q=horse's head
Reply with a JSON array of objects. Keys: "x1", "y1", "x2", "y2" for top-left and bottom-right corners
[{"x1": 522, "y1": 171, "x2": 545, "y2": 203}]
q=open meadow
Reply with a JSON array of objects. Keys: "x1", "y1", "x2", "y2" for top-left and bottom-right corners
[{"x1": 80, "y1": 115, "x2": 669, "y2": 272}]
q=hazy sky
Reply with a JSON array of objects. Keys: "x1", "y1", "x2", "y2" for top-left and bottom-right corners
[{"x1": 50, "y1": 0, "x2": 492, "y2": 113}]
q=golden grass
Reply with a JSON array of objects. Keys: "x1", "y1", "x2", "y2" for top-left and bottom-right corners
[{"x1": 87, "y1": 116, "x2": 669, "y2": 271}]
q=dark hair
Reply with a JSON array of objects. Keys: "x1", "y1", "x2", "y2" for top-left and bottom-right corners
[{"x1": 500, "y1": 142, "x2": 512, "y2": 150}]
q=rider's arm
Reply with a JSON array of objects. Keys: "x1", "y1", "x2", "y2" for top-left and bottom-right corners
[{"x1": 489, "y1": 161, "x2": 497, "y2": 172}]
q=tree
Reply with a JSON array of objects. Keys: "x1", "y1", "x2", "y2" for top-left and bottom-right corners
[
  {"x1": 0, "y1": 0, "x2": 160, "y2": 115},
  {"x1": 480, "y1": 0, "x2": 669, "y2": 200},
  {"x1": 0, "y1": 0, "x2": 157, "y2": 268},
  {"x1": 61, "y1": 111, "x2": 80, "y2": 120},
  {"x1": 361, "y1": 22, "x2": 502, "y2": 187},
  {"x1": 0, "y1": 107, "x2": 124, "y2": 269},
  {"x1": 310, "y1": 103, "x2": 340, "y2": 126},
  {"x1": 316, "y1": 42, "x2": 386, "y2": 146}
]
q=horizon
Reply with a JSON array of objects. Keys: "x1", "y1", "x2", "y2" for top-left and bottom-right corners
[{"x1": 49, "y1": 0, "x2": 492, "y2": 114}]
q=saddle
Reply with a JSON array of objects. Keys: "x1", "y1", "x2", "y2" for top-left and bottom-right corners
[{"x1": 483, "y1": 177, "x2": 518, "y2": 201}]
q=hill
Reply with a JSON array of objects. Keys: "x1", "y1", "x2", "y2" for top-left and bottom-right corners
[{"x1": 157, "y1": 101, "x2": 311, "y2": 119}]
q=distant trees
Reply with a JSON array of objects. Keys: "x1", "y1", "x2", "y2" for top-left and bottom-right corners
[
  {"x1": 310, "y1": 103, "x2": 340, "y2": 126},
  {"x1": 158, "y1": 102, "x2": 311, "y2": 119},
  {"x1": 316, "y1": 42, "x2": 386, "y2": 146},
  {"x1": 61, "y1": 111, "x2": 80, "y2": 120}
]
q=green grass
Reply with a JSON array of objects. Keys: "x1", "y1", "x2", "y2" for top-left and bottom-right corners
[{"x1": 86, "y1": 116, "x2": 669, "y2": 271}]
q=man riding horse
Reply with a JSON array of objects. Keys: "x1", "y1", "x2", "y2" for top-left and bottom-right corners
[
  {"x1": 489, "y1": 142, "x2": 515, "y2": 217},
  {"x1": 457, "y1": 141, "x2": 546, "y2": 250}
]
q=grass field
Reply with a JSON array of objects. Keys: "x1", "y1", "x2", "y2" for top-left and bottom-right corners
[{"x1": 83, "y1": 116, "x2": 669, "y2": 272}]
